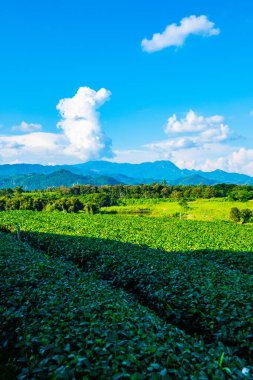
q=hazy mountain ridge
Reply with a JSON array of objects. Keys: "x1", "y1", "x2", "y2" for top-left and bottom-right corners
[
  {"x1": 0, "y1": 169, "x2": 120, "y2": 190},
  {"x1": 0, "y1": 160, "x2": 252, "y2": 189},
  {"x1": 170, "y1": 174, "x2": 216, "y2": 186},
  {"x1": 74, "y1": 161, "x2": 253, "y2": 184}
]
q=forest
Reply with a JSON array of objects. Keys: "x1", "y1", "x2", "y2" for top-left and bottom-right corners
[{"x1": 0, "y1": 183, "x2": 253, "y2": 213}]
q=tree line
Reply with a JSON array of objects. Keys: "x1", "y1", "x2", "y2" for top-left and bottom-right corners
[{"x1": 0, "y1": 183, "x2": 252, "y2": 213}]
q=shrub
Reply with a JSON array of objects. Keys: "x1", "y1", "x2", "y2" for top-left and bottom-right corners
[
  {"x1": 230, "y1": 207, "x2": 241, "y2": 222},
  {"x1": 85, "y1": 202, "x2": 99, "y2": 214},
  {"x1": 240, "y1": 208, "x2": 253, "y2": 224}
]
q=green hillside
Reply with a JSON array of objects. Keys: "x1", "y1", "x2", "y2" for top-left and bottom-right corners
[{"x1": 0, "y1": 169, "x2": 120, "y2": 190}]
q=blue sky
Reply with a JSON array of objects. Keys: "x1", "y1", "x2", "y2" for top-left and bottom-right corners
[{"x1": 0, "y1": 0, "x2": 253, "y2": 174}]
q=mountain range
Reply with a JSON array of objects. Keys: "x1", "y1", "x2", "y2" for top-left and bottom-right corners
[
  {"x1": 0, "y1": 160, "x2": 252, "y2": 189},
  {"x1": 0, "y1": 169, "x2": 120, "y2": 190}
]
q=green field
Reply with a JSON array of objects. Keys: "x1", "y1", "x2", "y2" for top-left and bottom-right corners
[
  {"x1": 0, "y1": 210, "x2": 253, "y2": 378},
  {"x1": 101, "y1": 198, "x2": 253, "y2": 221}
]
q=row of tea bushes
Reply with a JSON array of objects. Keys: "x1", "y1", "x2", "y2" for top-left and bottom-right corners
[
  {"x1": 2, "y1": 225, "x2": 253, "y2": 364},
  {"x1": 187, "y1": 249, "x2": 253, "y2": 275},
  {"x1": 0, "y1": 211, "x2": 253, "y2": 252},
  {"x1": 1, "y1": 212, "x2": 253, "y2": 279},
  {"x1": 2, "y1": 232, "x2": 250, "y2": 379}
]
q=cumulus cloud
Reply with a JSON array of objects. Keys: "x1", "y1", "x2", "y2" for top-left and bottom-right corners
[
  {"x1": 141, "y1": 110, "x2": 253, "y2": 176},
  {"x1": 192, "y1": 148, "x2": 253, "y2": 175},
  {"x1": 109, "y1": 108, "x2": 252, "y2": 175},
  {"x1": 0, "y1": 87, "x2": 113, "y2": 165},
  {"x1": 56, "y1": 87, "x2": 113, "y2": 161},
  {"x1": 12, "y1": 121, "x2": 42, "y2": 133},
  {"x1": 146, "y1": 110, "x2": 231, "y2": 155},
  {"x1": 141, "y1": 15, "x2": 220, "y2": 53},
  {"x1": 223, "y1": 148, "x2": 253, "y2": 174},
  {"x1": 165, "y1": 110, "x2": 224, "y2": 134},
  {"x1": 137, "y1": 143, "x2": 253, "y2": 176}
]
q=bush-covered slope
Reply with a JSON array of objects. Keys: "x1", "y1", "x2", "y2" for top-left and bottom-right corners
[
  {"x1": 1, "y1": 232, "x2": 248, "y2": 379},
  {"x1": 1, "y1": 212, "x2": 253, "y2": 369}
]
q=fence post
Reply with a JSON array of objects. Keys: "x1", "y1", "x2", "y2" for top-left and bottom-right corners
[{"x1": 16, "y1": 224, "x2": 21, "y2": 241}]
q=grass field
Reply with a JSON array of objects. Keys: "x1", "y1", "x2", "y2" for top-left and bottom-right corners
[{"x1": 101, "y1": 198, "x2": 253, "y2": 221}]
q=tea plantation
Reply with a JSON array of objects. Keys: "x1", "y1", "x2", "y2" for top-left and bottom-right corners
[{"x1": 0, "y1": 211, "x2": 253, "y2": 379}]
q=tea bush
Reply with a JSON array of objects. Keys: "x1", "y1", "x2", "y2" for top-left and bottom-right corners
[{"x1": 1, "y1": 232, "x2": 249, "y2": 379}]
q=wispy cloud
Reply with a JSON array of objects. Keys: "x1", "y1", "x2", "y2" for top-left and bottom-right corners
[
  {"x1": 12, "y1": 121, "x2": 42, "y2": 133},
  {"x1": 141, "y1": 15, "x2": 220, "y2": 53}
]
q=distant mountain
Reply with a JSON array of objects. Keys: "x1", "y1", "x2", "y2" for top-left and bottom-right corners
[
  {"x1": 74, "y1": 160, "x2": 188, "y2": 181},
  {"x1": 0, "y1": 169, "x2": 120, "y2": 190},
  {"x1": 171, "y1": 174, "x2": 216, "y2": 186},
  {"x1": 0, "y1": 163, "x2": 61, "y2": 177},
  {"x1": 194, "y1": 169, "x2": 253, "y2": 185},
  {"x1": 0, "y1": 161, "x2": 184, "y2": 181},
  {"x1": 0, "y1": 160, "x2": 252, "y2": 187},
  {"x1": 73, "y1": 161, "x2": 253, "y2": 185},
  {"x1": 105, "y1": 173, "x2": 156, "y2": 185}
]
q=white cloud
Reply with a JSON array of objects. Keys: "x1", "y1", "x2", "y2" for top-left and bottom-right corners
[
  {"x1": 0, "y1": 87, "x2": 113, "y2": 165},
  {"x1": 113, "y1": 144, "x2": 253, "y2": 176},
  {"x1": 223, "y1": 148, "x2": 253, "y2": 175},
  {"x1": 12, "y1": 121, "x2": 42, "y2": 133},
  {"x1": 0, "y1": 132, "x2": 67, "y2": 164},
  {"x1": 250, "y1": 110, "x2": 253, "y2": 117},
  {"x1": 56, "y1": 87, "x2": 113, "y2": 161},
  {"x1": 111, "y1": 109, "x2": 253, "y2": 176},
  {"x1": 138, "y1": 110, "x2": 253, "y2": 176},
  {"x1": 147, "y1": 137, "x2": 198, "y2": 152},
  {"x1": 1, "y1": 91, "x2": 252, "y2": 176},
  {"x1": 147, "y1": 110, "x2": 231, "y2": 155},
  {"x1": 183, "y1": 147, "x2": 253, "y2": 176},
  {"x1": 142, "y1": 15, "x2": 220, "y2": 53},
  {"x1": 165, "y1": 110, "x2": 224, "y2": 134}
]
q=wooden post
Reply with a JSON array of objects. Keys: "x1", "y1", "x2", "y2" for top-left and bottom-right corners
[{"x1": 16, "y1": 224, "x2": 21, "y2": 241}]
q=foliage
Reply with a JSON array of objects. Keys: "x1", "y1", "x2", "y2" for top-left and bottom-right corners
[
  {"x1": 1, "y1": 210, "x2": 253, "y2": 253},
  {"x1": 230, "y1": 207, "x2": 241, "y2": 222},
  {"x1": 1, "y1": 232, "x2": 249, "y2": 379},
  {"x1": 104, "y1": 198, "x2": 253, "y2": 221},
  {"x1": 0, "y1": 183, "x2": 253, "y2": 216},
  {"x1": 178, "y1": 197, "x2": 190, "y2": 211},
  {"x1": 241, "y1": 209, "x2": 253, "y2": 224},
  {"x1": 230, "y1": 207, "x2": 253, "y2": 224},
  {"x1": 1, "y1": 211, "x2": 253, "y2": 372}
]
